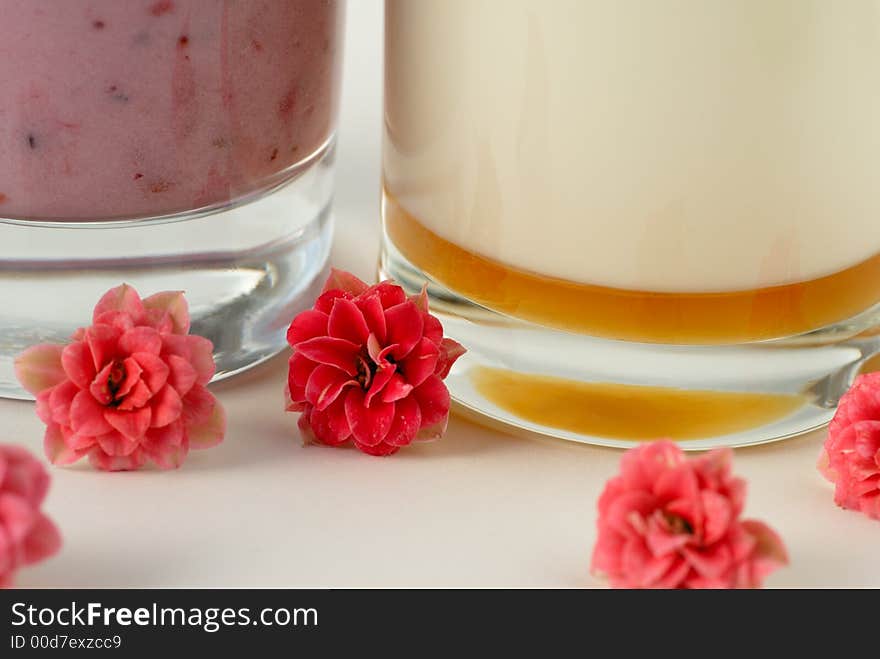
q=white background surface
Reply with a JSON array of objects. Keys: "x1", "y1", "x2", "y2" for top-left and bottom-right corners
[{"x1": 3, "y1": 1, "x2": 878, "y2": 588}]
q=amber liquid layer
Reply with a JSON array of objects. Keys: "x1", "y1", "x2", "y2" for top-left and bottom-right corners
[
  {"x1": 384, "y1": 191, "x2": 880, "y2": 344},
  {"x1": 472, "y1": 367, "x2": 806, "y2": 441}
]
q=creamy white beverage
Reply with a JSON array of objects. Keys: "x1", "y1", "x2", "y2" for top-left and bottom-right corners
[{"x1": 384, "y1": 0, "x2": 880, "y2": 293}]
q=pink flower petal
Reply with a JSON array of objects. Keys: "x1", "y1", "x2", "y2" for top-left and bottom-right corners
[
  {"x1": 64, "y1": 427, "x2": 98, "y2": 452},
  {"x1": 35, "y1": 389, "x2": 53, "y2": 425},
  {"x1": 93, "y1": 310, "x2": 136, "y2": 333},
  {"x1": 700, "y1": 490, "x2": 734, "y2": 545},
  {"x1": 0, "y1": 448, "x2": 48, "y2": 504},
  {"x1": 344, "y1": 388, "x2": 395, "y2": 447},
  {"x1": 422, "y1": 313, "x2": 443, "y2": 345},
  {"x1": 303, "y1": 398, "x2": 351, "y2": 446},
  {"x1": 364, "y1": 363, "x2": 396, "y2": 407},
  {"x1": 142, "y1": 290, "x2": 190, "y2": 334},
  {"x1": 384, "y1": 301, "x2": 423, "y2": 359},
  {"x1": 654, "y1": 463, "x2": 699, "y2": 505},
  {"x1": 92, "y1": 283, "x2": 146, "y2": 325},
  {"x1": 70, "y1": 389, "x2": 114, "y2": 436},
  {"x1": 296, "y1": 407, "x2": 318, "y2": 445},
  {"x1": 353, "y1": 440, "x2": 400, "y2": 457},
  {"x1": 295, "y1": 337, "x2": 360, "y2": 376},
  {"x1": 727, "y1": 525, "x2": 758, "y2": 565},
  {"x1": 288, "y1": 381, "x2": 307, "y2": 407},
  {"x1": 43, "y1": 425, "x2": 87, "y2": 465},
  {"x1": 305, "y1": 364, "x2": 358, "y2": 411},
  {"x1": 399, "y1": 337, "x2": 440, "y2": 388},
  {"x1": 286, "y1": 309, "x2": 330, "y2": 346},
  {"x1": 48, "y1": 381, "x2": 78, "y2": 426},
  {"x1": 435, "y1": 338, "x2": 466, "y2": 378},
  {"x1": 619, "y1": 537, "x2": 654, "y2": 588},
  {"x1": 740, "y1": 519, "x2": 789, "y2": 577},
  {"x1": 85, "y1": 324, "x2": 123, "y2": 370},
  {"x1": 289, "y1": 352, "x2": 316, "y2": 388},
  {"x1": 652, "y1": 557, "x2": 692, "y2": 589},
  {"x1": 383, "y1": 394, "x2": 421, "y2": 447},
  {"x1": 285, "y1": 384, "x2": 304, "y2": 413},
  {"x1": 165, "y1": 354, "x2": 198, "y2": 397},
  {"x1": 146, "y1": 441, "x2": 189, "y2": 470},
  {"x1": 188, "y1": 335, "x2": 217, "y2": 384},
  {"x1": 149, "y1": 385, "x2": 183, "y2": 428},
  {"x1": 322, "y1": 268, "x2": 370, "y2": 296},
  {"x1": 131, "y1": 352, "x2": 170, "y2": 394},
  {"x1": 409, "y1": 284, "x2": 429, "y2": 312},
  {"x1": 104, "y1": 406, "x2": 151, "y2": 440},
  {"x1": 61, "y1": 341, "x2": 98, "y2": 390},
  {"x1": 181, "y1": 384, "x2": 216, "y2": 428},
  {"x1": 162, "y1": 334, "x2": 216, "y2": 385},
  {"x1": 143, "y1": 418, "x2": 185, "y2": 451},
  {"x1": 412, "y1": 375, "x2": 451, "y2": 429},
  {"x1": 14, "y1": 344, "x2": 66, "y2": 396},
  {"x1": 604, "y1": 490, "x2": 657, "y2": 538},
  {"x1": 0, "y1": 493, "x2": 37, "y2": 544},
  {"x1": 681, "y1": 543, "x2": 733, "y2": 580},
  {"x1": 144, "y1": 309, "x2": 173, "y2": 334},
  {"x1": 328, "y1": 298, "x2": 370, "y2": 344},
  {"x1": 20, "y1": 514, "x2": 62, "y2": 566},
  {"x1": 640, "y1": 554, "x2": 682, "y2": 589},
  {"x1": 380, "y1": 373, "x2": 414, "y2": 404},
  {"x1": 645, "y1": 523, "x2": 690, "y2": 556},
  {"x1": 853, "y1": 420, "x2": 880, "y2": 459},
  {"x1": 117, "y1": 380, "x2": 152, "y2": 411},
  {"x1": 367, "y1": 281, "x2": 407, "y2": 309},
  {"x1": 314, "y1": 289, "x2": 352, "y2": 314},
  {"x1": 356, "y1": 293, "x2": 387, "y2": 344},
  {"x1": 119, "y1": 326, "x2": 163, "y2": 356},
  {"x1": 88, "y1": 449, "x2": 146, "y2": 472},
  {"x1": 187, "y1": 403, "x2": 226, "y2": 449},
  {"x1": 96, "y1": 430, "x2": 140, "y2": 457},
  {"x1": 637, "y1": 441, "x2": 685, "y2": 484}
]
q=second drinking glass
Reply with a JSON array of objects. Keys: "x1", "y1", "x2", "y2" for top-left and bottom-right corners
[{"x1": 382, "y1": 0, "x2": 880, "y2": 448}]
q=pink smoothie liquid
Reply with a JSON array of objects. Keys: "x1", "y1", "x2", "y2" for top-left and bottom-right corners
[{"x1": 0, "y1": 0, "x2": 342, "y2": 220}]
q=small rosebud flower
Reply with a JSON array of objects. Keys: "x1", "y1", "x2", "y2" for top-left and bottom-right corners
[
  {"x1": 286, "y1": 269, "x2": 465, "y2": 456},
  {"x1": 15, "y1": 284, "x2": 225, "y2": 471}
]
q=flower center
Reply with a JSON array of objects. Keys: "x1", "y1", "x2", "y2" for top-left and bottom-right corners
[
  {"x1": 107, "y1": 361, "x2": 126, "y2": 400},
  {"x1": 663, "y1": 512, "x2": 694, "y2": 535},
  {"x1": 355, "y1": 350, "x2": 395, "y2": 389},
  {"x1": 355, "y1": 357, "x2": 371, "y2": 388}
]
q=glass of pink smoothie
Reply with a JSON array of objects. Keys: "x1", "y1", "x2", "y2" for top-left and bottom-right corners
[{"x1": 0, "y1": 0, "x2": 344, "y2": 398}]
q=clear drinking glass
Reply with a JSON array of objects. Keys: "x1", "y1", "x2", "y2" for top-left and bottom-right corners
[
  {"x1": 381, "y1": 0, "x2": 880, "y2": 449},
  {"x1": 0, "y1": 0, "x2": 344, "y2": 398}
]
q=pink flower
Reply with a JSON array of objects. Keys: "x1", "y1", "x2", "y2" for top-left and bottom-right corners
[
  {"x1": 15, "y1": 284, "x2": 226, "y2": 471},
  {"x1": 591, "y1": 441, "x2": 788, "y2": 589},
  {"x1": 0, "y1": 445, "x2": 62, "y2": 587},
  {"x1": 818, "y1": 372, "x2": 880, "y2": 520},
  {"x1": 286, "y1": 269, "x2": 465, "y2": 456}
]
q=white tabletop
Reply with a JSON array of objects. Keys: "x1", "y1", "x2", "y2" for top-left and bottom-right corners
[{"x1": 4, "y1": 1, "x2": 877, "y2": 588}]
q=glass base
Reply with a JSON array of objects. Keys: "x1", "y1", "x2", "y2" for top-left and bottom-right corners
[
  {"x1": 0, "y1": 142, "x2": 335, "y2": 400},
  {"x1": 380, "y1": 230, "x2": 880, "y2": 450}
]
